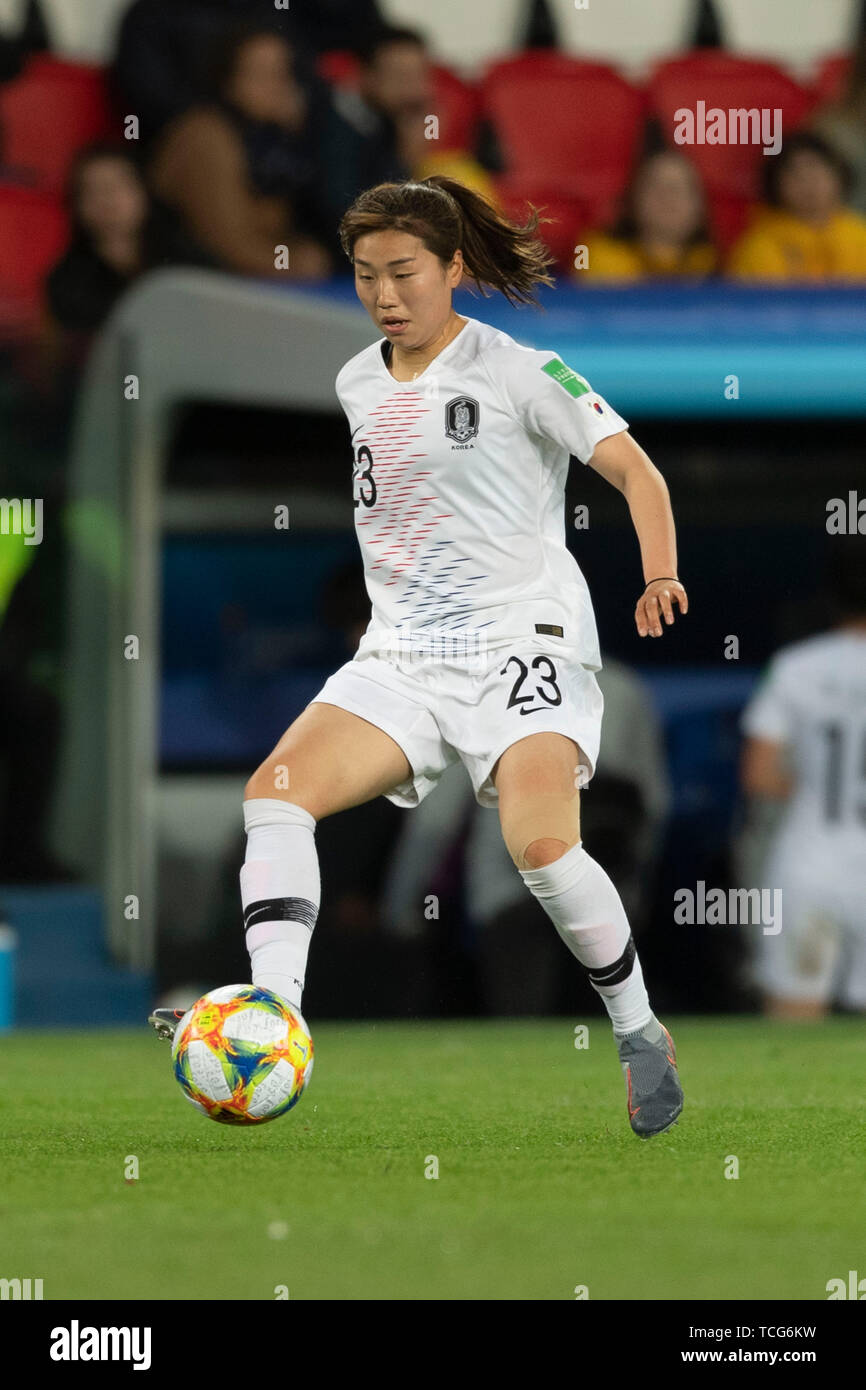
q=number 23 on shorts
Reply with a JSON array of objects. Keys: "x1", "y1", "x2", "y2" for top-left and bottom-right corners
[{"x1": 502, "y1": 654, "x2": 562, "y2": 715}]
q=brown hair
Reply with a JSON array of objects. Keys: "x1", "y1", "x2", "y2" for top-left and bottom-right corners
[{"x1": 338, "y1": 176, "x2": 555, "y2": 306}]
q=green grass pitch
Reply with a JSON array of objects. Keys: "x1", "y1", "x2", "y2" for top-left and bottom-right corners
[{"x1": 1, "y1": 1017, "x2": 863, "y2": 1301}]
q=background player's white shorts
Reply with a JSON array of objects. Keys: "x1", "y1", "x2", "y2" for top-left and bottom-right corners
[
  {"x1": 751, "y1": 836, "x2": 866, "y2": 1008},
  {"x1": 309, "y1": 636, "x2": 604, "y2": 809}
]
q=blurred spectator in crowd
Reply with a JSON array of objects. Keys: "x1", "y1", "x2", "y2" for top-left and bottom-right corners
[
  {"x1": 114, "y1": 0, "x2": 383, "y2": 144},
  {"x1": 147, "y1": 27, "x2": 333, "y2": 280},
  {"x1": 45, "y1": 144, "x2": 209, "y2": 347},
  {"x1": 380, "y1": 655, "x2": 671, "y2": 1016},
  {"x1": 0, "y1": 0, "x2": 47, "y2": 83},
  {"x1": 737, "y1": 536, "x2": 866, "y2": 1019},
  {"x1": 322, "y1": 26, "x2": 497, "y2": 226},
  {"x1": 728, "y1": 133, "x2": 866, "y2": 281},
  {"x1": 810, "y1": 37, "x2": 866, "y2": 218},
  {"x1": 580, "y1": 150, "x2": 717, "y2": 282},
  {"x1": 324, "y1": 26, "x2": 427, "y2": 203}
]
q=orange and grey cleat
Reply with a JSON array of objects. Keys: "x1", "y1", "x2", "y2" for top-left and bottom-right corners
[{"x1": 616, "y1": 1017, "x2": 683, "y2": 1138}]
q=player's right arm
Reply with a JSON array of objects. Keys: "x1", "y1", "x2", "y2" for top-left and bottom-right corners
[
  {"x1": 740, "y1": 736, "x2": 794, "y2": 800},
  {"x1": 739, "y1": 656, "x2": 796, "y2": 800}
]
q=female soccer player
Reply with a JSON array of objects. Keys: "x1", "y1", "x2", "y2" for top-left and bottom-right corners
[{"x1": 153, "y1": 177, "x2": 688, "y2": 1137}]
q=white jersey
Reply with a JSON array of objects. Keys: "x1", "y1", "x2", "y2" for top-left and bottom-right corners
[
  {"x1": 740, "y1": 629, "x2": 866, "y2": 869},
  {"x1": 334, "y1": 315, "x2": 628, "y2": 669}
]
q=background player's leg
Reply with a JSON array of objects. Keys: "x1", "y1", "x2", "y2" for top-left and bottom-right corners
[
  {"x1": 753, "y1": 869, "x2": 841, "y2": 1022},
  {"x1": 764, "y1": 997, "x2": 827, "y2": 1019},
  {"x1": 493, "y1": 732, "x2": 651, "y2": 1036},
  {"x1": 241, "y1": 702, "x2": 413, "y2": 1008}
]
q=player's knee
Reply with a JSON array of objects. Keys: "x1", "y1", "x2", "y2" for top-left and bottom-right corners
[
  {"x1": 501, "y1": 802, "x2": 582, "y2": 869},
  {"x1": 522, "y1": 837, "x2": 571, "y2": 870}
]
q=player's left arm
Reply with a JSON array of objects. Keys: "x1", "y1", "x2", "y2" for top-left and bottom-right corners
[
  {"x1": 587, "y1": 430, "x2": 688, "y2": 639},
  {"x1": 491, "y1": 348, "x2": 686, "y2": 637}
]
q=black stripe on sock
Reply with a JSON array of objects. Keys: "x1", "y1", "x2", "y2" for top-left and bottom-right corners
[
  {"x1": 586, "y1": 933, "x2": 636, "y2": 988},
  {"x1": 243, "y1": 898, "x2": 318, "y2": 933}
]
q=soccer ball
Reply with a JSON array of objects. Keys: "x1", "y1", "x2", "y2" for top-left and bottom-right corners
[{"x1": 171, "y1": 984, "x2": 314, "y2": 1125}]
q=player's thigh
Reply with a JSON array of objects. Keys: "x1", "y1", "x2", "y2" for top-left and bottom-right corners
[
  {"x1": 244, "y1": 701, "x2": 412, "y2": 820},
  {"x1": 492, "y1": 731, "x2": 582, "y2": 867}
]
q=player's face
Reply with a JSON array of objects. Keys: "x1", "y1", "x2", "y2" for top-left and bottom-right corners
[{"x1": 352, "y1": 230, "x2": 463, "y2": 351}]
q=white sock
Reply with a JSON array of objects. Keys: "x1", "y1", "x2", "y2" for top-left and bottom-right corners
[
  {"x1": 519, "y1": 839, "x2": 652, "y2": 1036},
  {"x1": 240, "y1": 798, "x2": 320, "y2": 1011}
]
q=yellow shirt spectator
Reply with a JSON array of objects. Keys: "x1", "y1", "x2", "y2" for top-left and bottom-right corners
[
  {"x1": 727, "y1": 206, "x2": 866, "y2": 280},
  {"x1": 582, "y1": 234, "x2": 717, "y2": 281},
  {"x1": 575, "y1": 151, "x2": 716, "y2": 283}
]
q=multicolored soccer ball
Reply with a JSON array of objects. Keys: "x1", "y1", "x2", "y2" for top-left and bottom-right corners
[{"x1": 171, "y1": 984, "x2": 314, "y2": 1124}]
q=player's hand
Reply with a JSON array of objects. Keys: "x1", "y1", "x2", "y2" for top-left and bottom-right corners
[{"x1": 635, "y1": 578, "x2": 688, "y2": 637}]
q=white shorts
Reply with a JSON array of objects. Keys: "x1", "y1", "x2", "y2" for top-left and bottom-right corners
[
  {"x1": 309, "y1": 636, "x2": 604, "y2": 809},
  {"x1": 752, "y1": 839, "x2": 866, "y2": 1008}
]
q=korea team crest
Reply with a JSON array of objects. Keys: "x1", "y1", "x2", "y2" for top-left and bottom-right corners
[{"x1": 445, "y1": 395, "x2": 479, "y2": 443}]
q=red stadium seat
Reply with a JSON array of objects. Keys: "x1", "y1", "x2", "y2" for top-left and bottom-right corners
[
  {"x1": 647, "y1": 51, "x2": 818, "y2": 202},
  {"x1": 480, "y1": 53, "x2": 646, "y2": 218},
  {"x1": 0, "y1": 185, "x2": 68, "y2": 335},
  {"x1": 430, "y1": 65, "x2": 480, "y2": 151},
  {"x1": 813, "y1": 53, "x2": 852, "y2": 105},
  {"x1": 0, "y1": 56, "x2": 114, "y2": 193},
  {"x1": 316, "y1": 49, "x2": 361, "y2": 88},
  {"x1": 706, "y1": 192, "x2": 754, "y2": 253}
]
